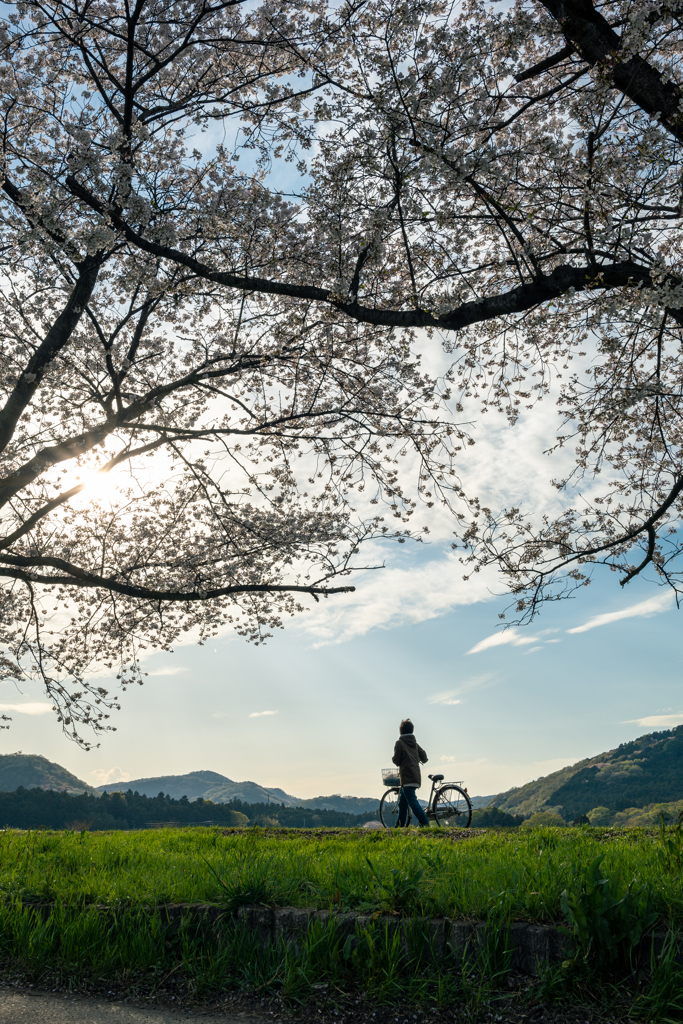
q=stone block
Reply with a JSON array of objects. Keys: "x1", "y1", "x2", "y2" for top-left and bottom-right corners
[{"x1": 236, "y1": 903, "x2": 274, "y2": 946}]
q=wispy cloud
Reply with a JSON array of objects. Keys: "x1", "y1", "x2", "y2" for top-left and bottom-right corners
[
  {"x1": 297, "y1": 553, "x2": 498, "y2": 646},
  {"x1": 467, "y1": 629, "x2": 539, "y2": 655},
  {"x1": 567, "y1": 592, "x2": 674, "y2": 634},
  {"x1": 90, "y1": 767, "x2": 130, "y2": 786},
  {"x1": 428, "y1": 676, "x2": 492, "y2": 705},
  {"x1": 440, "y1": 755, "x2": 456, "y2": 762},
  {"x1": 0, "y1": 702, "x2": 52, "y2": 715},
  {"x1": 249, "y1": 710, "x2": 278, "y2": 718},
  {"x1": 147, "y1": 666, "x2": 187, "y2": 677},
  {"x1": 623, "y1": 713, "x2": 683, "y2": 728}
]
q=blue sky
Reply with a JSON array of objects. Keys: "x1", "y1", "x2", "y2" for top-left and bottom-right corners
[
  {"x1": 3, "y1": 556, "x2": 679, "y2": 802},
  {"x1": 2, "y1": 335, "x2": 680, "y2": 802}
]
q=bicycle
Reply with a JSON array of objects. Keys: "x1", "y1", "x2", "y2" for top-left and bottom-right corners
[{"x1": 378, "y1": 768, "x2": 472, "y2": 828}]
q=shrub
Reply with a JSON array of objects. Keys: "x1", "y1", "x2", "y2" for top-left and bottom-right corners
[
  {"x1": 587, "y1": 807, "x2": 612, "y2": 826},
  {"x1": 521, "y1": 812, "x2": 566, "y2": 828}
]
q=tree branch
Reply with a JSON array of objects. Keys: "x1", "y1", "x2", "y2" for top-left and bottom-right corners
[
  {"x1": 64, "y1": 175, "x2": 677, "y2": 331},
  {"x1": 540, "y1": 0, "x2": 683, "y2": 143},
  {"x1": 0, "y1": 554, "x2": 356, "y2": 602}
]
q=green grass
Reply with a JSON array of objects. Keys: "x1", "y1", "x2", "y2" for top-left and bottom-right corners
[
  {"x1": 0, "y1": 825, "x2": 681, "y2": 925},
  {"x1": 0, "y1": 826, "x2": 682, "y2": 1019}
]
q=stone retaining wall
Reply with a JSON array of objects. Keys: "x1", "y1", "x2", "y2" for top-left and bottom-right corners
[
  {"x1": 235, "y1": 905, "x2": 570, "y2": 976},
  {"x1": 21, "y1": 902, "x2": 671, "y2": 976}
]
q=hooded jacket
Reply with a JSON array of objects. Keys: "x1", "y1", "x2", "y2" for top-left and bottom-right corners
[{"x1": 392, "y1": 734, "x2": 428, "y2": 788}]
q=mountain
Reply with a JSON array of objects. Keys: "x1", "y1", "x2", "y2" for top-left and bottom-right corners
[
  {"x1": 0, "y1": 753, "x2": 96, "y2": 795},
  {"x1": 96, "y1": 770, "x2": 379, "y2": 814},
  {"x1": 96, "y1": 770, "x2": 288, "y2": 805},
  {"x1": 491, "y1": 726, "x2": 683, "y2": 821}
]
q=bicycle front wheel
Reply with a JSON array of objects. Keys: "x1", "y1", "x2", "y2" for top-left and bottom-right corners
[
  {"x1": 432, "y1": 785, "x2": 472, "y2": 827},
  {"x1": 379, "y1": 788, "x2": 411, "y2": 828}
]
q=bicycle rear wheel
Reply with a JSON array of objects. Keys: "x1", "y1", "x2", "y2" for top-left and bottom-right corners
[
  {"x1": 432, "y1": 785, "x2": 472, "y2": 827},
  {"x1": 379, "y1": 788, "x2": 411, "y2": 827}
]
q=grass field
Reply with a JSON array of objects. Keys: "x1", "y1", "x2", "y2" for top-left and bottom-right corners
[
  {"x1": 1, "y1": 825, "x2": 682, "y2": 1020},
  {"x1": 1, "y1": 824, "x2": 681, "y2": 923}
]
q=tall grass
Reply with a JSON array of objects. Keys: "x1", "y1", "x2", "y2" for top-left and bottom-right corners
[
  {"x1": 0, "y1": 828, "x2": 683, "y2": 1018},
  {"x1": 1, "y1": 826, "x2": 682, "y2": 925}
]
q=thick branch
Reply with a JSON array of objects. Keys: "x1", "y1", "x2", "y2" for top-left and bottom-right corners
[
  {"x1": 515, "y1": 42, "x2": 576, "y2": 82},
  {"x1": 0, "y1": 554, "x2": 355, "y2": 601},
  {"x1": 0, "y1": 257, "x2": 101, "y2": 458},
  {"x1": 540, "y1": 0, "x2": 683, "y2": 143},
  {"x1": 64, "y1": 176, "x2": 674, "y2": 330}
]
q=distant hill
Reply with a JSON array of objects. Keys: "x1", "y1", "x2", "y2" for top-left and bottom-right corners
[
  {"x1": 0, "y1": 753, "x2": 95, "y2": 795},
  {"x1": 491, "y1": 726, "x2": 683, "y2": 821},
  {"x1": 96, "y1": 770, "x2": 379, "y2": 814},
  {"x1": 96, "y1": 770, "x2": 288, "y2": 805}
]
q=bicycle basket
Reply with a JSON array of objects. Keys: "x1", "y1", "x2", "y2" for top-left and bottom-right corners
[{"x1": 381, "y1": 768, "x2": 401, "y2": 787}]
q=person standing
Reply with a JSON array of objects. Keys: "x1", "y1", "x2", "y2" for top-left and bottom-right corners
[{"x1": 392, "y1": 719, "x2": 429, "y2": 827}]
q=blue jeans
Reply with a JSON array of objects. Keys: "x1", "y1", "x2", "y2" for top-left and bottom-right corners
[{"x1": 396, "y1": 787, "x2": 429, "y2": 827}]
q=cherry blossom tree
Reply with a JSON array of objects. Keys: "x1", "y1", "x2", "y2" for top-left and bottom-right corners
[{"x1": 0, "y1": 0, "x2": 681, "y2": 742}]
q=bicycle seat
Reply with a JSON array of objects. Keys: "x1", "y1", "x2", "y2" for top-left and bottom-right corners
[{"x1": 428, "y1": 774, "x2": 444, "y2": 782}]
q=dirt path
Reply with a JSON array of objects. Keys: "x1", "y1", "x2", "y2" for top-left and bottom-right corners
[{"x1": 0, "y1": 989, "x2": 270, "y2": 1023}]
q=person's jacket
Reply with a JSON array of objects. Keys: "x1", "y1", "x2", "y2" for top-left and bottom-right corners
[{"x1": 392, "y1": 734, "x2": 428, "y2": 788}]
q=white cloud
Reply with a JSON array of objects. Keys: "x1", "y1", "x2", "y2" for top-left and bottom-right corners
[
  {"x1": 299, "y1": 553, "x2": 498, "y2": 646},
  {"x1": 428, "y1": 676, "x2": 491, "y2": 704},
  {"x1": 567, "y1": 591, "x2": 675, "y2": 634},
  {"x1": 623, "y1": 713, "x2": 683, "y2": 728},
  {"x1": 0, "y1": 702, "x2": 52, "y2": 715},
  {"x1": 90, "y1": 767, "x2": 130, "y2": 786},
  {"x1": 525, "y1": 646, "x2": 543, "y2": 654},
  {"x1": 249, "y1": 710, "x2": 278, "y2": 718},
  {"x1": 467, "y1": 628, "x2": 539, "y2": 655},
  {"x1": 147, "y1": 666, "x2": 187, "y2": 677},
  {"x1": 427, "y1": 694, "x2": 463, "y2": 706},
  {"x1": 440, "y1": 755, "x2": 456, "y2": 762}
]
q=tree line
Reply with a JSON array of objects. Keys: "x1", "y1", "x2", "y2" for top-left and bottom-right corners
[
  {"x1": 0, "y1": 787, "x2": 380, "y2": 830},
  {"x1": 0, "y1": 786, "x2": 529, "y2": 830}
]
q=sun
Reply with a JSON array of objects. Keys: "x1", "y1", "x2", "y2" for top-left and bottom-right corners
[{"x1": 69, "y1": 468, "x2": 121, "y2": 508}]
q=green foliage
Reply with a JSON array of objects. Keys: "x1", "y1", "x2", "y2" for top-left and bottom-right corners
[
  {"x1": 0, "y1": 754, "x2": 93, "y2": 795},
  {"x1": 365, "y1": 857, "x2": 426, "y2": 913},
  {"x1": 658, "y1": 811, "x2": 683, "y2": 872},
  {"x1": 560, "y1": 856, "x2": 658, "y2": 966},
  {"x1": 587, "y1": 807, "x2": 612, "y2": 826},
  {"x1": 631, "y1": 932, "x2": 683, "y2": 1022},
  {"x1": 0, "y1": 786, "x2": 376, "y2": 830},
  {"x1": 0, "y1": 824, "x2": 680, "y2": 929},
  {"x1": 0, "y1": 830, "x2": 681, "y2": 1016},
  {"x1": 521, "y1": 812, "x2": 566, "y2": 828},
  {"x1": 496, "y1": 725, "x2": 683, "y2": 821},
  {"x1": 469, "y1": 806, "x2": 523, "y2": 827}
]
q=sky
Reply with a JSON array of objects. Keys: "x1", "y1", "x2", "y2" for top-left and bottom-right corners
[
  {"x1": 1, "y1": 363, "x2": 681, "y2": 803},
  {"x1": 0, "y1": 15, "x2": 679, "y2": 810}
]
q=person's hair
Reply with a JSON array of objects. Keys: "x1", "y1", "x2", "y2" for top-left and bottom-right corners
[{"x1": 400, "y1": 719, "x2": 414, "y2": 735}]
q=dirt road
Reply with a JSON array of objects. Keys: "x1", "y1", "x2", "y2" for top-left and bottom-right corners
[{"x1": 0, "y1": 989, "x2": 271, "y2": 1023}]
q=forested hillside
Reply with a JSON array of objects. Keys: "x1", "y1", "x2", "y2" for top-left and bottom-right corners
[
  {"x1": 0, "y1": 787, "x2": 377, "y2": 830},
  {"x1": 493, "y1": 727, "x2": 683, "y2": 820},
  {"x1": 0, "y1": 754, "x2": 94, "y2": 795},
  {"x1": 96, "y1": 770, "x2": 379, "y2": 814}
]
